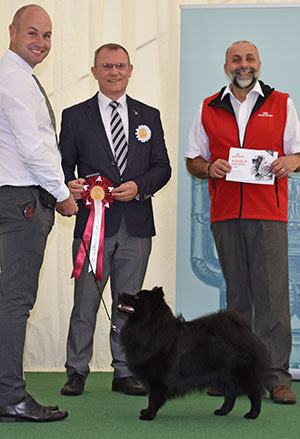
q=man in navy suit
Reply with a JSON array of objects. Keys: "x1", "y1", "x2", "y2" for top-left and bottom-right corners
[{"x1": 60, "y1": 43, "x2": 171, "y2": 396}]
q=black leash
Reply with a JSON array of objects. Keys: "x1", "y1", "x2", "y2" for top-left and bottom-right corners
[{"x1": 76, "y1": 220, "x2": 120, "y2": 334}]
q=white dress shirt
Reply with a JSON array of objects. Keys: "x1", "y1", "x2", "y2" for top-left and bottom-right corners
[
  {"x1": 185, "y1": 81, "x2": 300, "y2": 161},
  {"x1": 97, "y1": 90, "x2": 129, "y2": 156},
  {"x1": 0, "y1": 49, "x2": 69, "y2": 202}
]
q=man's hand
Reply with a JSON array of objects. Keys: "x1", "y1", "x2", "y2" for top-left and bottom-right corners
[
  {"x1": 270, "y1": 153, "x2": 300, "y2": 180},
  {"x1": 68, "y1": 178, "x2": 85, "y2": 200},
  {"x1": 112, "y1": 181, "x2": 138, "y2": 202},
  {"x1": 56, "y1": 194, "x2": 78, "y2": 217},
  {"x1": 186, "y1": 157, "x2": 231, "y2": 179},
  {"x1": 207, "y1": 159, "x2": 232, "y2": 179}
]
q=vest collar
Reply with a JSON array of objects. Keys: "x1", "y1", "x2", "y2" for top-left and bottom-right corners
[{"x1": 208, "y1": 81, "x2": 275, "y2": 118}]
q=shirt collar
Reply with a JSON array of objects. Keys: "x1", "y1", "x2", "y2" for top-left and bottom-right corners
[
  {"x1": 6, "y1": 49, "x2": 34, "y2": 75},
  {"x1": 221, "y1": 80, "x2": 264, "y2": 101},
  {"x1": 98, "y1": 90, "x2": 127, "y2": 111}
]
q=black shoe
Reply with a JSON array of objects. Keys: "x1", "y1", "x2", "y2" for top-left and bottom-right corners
[
  {"x1": 112, "y1": 376, "x2": 147, "y2": 396},
  {"x1": 0, "y1": 393, "x2": 68, "y2": 422},
  {"x1": 47, "y1": 404, "x2": 59, "y2": 411},
  {"x1": 61, "y1": 372, "x2": 85, "y2": 396},
  {"x1": 24, "y1": 393, "x2": 58, "y2": 411}
]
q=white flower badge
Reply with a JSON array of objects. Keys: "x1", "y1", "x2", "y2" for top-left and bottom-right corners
[{"x1": 135, "y1": 125, "x2": 151, "y2": 143}]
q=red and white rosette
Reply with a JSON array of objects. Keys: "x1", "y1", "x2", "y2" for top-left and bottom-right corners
[{"x1": 72, "y1": 175, "x2": 114, "y2": 282}]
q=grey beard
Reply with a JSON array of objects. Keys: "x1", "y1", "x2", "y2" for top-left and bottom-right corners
[{"x1": 230, "y1": 69, "x2": 258, "y2": 89}]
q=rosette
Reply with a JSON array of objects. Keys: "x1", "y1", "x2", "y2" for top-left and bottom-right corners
[
  {"x1": 135, "y1": 125, "x2": 151, "y2": 143},
  {"x1": 72, "y1": 175, "x2": 114, "y2": 281}
]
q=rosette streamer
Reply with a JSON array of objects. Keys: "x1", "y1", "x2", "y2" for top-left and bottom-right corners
[{"x1": 72, "y1": 175, "x2": 114, "y2": 281}]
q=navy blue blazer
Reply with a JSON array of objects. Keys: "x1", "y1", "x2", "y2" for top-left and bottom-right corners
[{"x1": 59, "y1": 93, "x2": 171, "y2": 238}]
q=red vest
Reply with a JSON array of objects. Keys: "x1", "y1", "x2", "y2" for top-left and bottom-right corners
[{"x1": 202, "y1": 84, "x2": 289, "y2": 223}]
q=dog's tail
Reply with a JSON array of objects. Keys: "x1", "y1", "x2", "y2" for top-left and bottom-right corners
[{"x1": 217, "y1": 310, "x2": 271, "y2": 395}]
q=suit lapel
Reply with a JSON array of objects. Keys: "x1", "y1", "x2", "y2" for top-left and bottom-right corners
[
  {"x1": 126, "y1": 95, "x2": 141, "y2": 173},
  {"x1": 85, "y1": 93, "x2": 115, "y2": 162},
  {"x1": 84, "y1": 94, "x2": 143, "y2": 180}
]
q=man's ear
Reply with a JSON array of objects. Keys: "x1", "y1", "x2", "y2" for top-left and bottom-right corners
[
  {"x1": 91, "y1": 66, "x2": 97, "y2": 80},
  {"x1": 128, "y1": 64, "x2": 133, "y2": 79},
  {"x1": 9, "y1": 24, "x2": 16, "y2": 43}
]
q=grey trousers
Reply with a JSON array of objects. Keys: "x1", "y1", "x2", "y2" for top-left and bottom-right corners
[
  {"x1": 65, "y1": 216, "x2": 151, "y2": 379},
  {"x1": 211, "y1": 219, "x2": 292, "y2": 391},
  {"x1": 0, "y1": 186, "x2": 54, "y2": 405}
]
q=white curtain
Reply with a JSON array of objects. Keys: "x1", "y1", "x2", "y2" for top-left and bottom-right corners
[{"x1": 0, "y1": 0, "x2": 293, "y2": 371}]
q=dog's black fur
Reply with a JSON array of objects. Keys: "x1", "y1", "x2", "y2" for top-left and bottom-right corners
[{"x1": 118, "y1": 287, "x2": 270, "y2": 421}]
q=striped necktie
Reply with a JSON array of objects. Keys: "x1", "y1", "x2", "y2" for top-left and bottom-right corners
[
  {"x1": 110, "y1": 101, "x2": 128, "y2": 179},
  {"x1": 32, "y1": 74, "x2": 57, "y2": 133}
]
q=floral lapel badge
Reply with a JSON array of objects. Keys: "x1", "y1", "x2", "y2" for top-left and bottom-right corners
[{"x1": 135, "y1": 125, "x2": 151, "y2": 143}]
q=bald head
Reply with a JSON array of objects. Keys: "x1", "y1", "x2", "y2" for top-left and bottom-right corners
[
  {"x1": 9, "y1": 4, "x2": 52, "y2": 68},
  {"x1": 225, "y1": 40, "x2": 260, "y2": 64},
  {"x1": 12, "y1": 4, "x2": 50, "y2": 29}
]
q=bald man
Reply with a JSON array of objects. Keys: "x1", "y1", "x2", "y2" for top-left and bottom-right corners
[
  {"x1": 0, "y1": 4, "x2": 77, "y2": 422},
  {"x1": 185, "y1": 41, "x2": 300, "y2": 405}
]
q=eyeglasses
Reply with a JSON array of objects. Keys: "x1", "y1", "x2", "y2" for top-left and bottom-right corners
[{"x1": 96, "y1": 63, "x2": 129, "y2": 71}]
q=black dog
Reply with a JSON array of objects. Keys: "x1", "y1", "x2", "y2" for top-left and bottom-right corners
[{"x1": 118, "y1": 287, "x2": 270, "y2": 421}]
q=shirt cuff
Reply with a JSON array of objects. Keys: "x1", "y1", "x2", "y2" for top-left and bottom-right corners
[{"x1": 54, "y1": 185, "x2": 70, "y2": 203}]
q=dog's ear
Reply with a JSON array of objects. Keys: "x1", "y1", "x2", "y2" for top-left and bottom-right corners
[{"x1": 152, "y1": 286, "x2": 164, "y2": 298}]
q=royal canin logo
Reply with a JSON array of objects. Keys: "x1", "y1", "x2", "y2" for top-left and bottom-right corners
[{"x1": 257, "y1": 112, "x2": 274, "y2": 117}]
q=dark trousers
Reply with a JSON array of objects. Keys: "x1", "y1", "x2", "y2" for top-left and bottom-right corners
[
  {"x1": 211, "y1": 219, "x2": 292, "y2": 391},
  {"x1": 65, "y1": 216, "x2": 151, "y2": 379},
  {"x1": 0, "y1": 186, "x2": 54, "y2": 405}
]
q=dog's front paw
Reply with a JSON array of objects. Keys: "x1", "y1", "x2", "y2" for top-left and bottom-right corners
[
  {"x1": 244, "y1": 411, "x2": 259, "y2": 419},
  {"x1": 139, "y1": 408, "x2": 156, "y2": 421},
  {"x1": 213, "y1": 409, "x2": 227, "y2": 416}
]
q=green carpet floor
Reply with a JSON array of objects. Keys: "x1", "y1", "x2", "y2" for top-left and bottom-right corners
[{"x1": 1, "y1": 373, "x2": 299, "y2": 439}]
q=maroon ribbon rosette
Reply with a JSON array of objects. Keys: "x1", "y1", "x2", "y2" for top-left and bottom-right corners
[{"x1": 72, "y1": 175, "x2": 114, "y2": 281}]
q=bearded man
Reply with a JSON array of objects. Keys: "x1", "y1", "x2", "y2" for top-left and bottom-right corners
[{"x1": 185, "y1": 40, "x2": 300, "y2": 405}]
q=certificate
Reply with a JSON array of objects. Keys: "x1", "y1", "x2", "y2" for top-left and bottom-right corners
[{"x1": 226, "y1": 148, "x2": 278, "y2": 185}]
